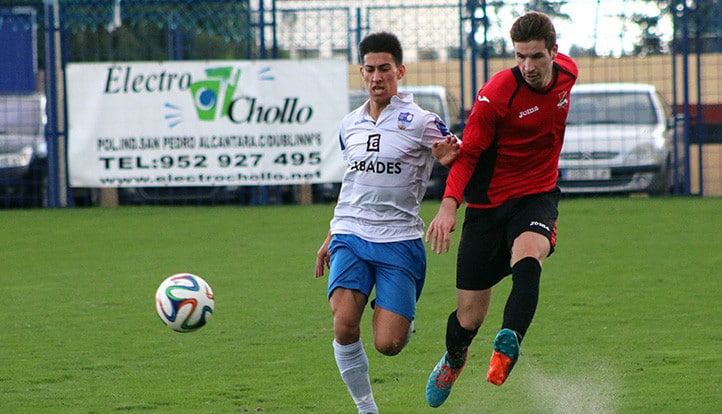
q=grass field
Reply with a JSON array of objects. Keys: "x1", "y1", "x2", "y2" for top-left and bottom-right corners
[{"x1": 2, "y1": 197, "x2": 720, "y2": 413}]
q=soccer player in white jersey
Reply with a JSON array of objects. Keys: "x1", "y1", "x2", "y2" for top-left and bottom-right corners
[{"x1": 314, "y1": 31, "x2": 459, "y2": 413}]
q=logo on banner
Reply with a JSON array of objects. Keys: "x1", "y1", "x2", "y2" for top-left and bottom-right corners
[
  {"x1": 164, "y1": 65, "x2": 313, "y2": 128},
  {"x1": 163, "y1": 66, "x2": 240, "y2": 127},
  {"x1": 189, "y1": 66, "x2": 241, "y2": 121}
]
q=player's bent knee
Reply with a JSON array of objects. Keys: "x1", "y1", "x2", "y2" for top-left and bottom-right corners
[
  {"x1": 374, "y1": 339, "x2": 404, "y2": 356},
  {"x1": 376, "y1": 344, "x2": 403, "y2": 356},
  {"x1": 458, "y1": 315, "x2": 484, "y2": 331}
]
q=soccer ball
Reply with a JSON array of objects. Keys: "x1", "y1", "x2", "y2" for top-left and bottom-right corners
[{"x1": 155, "y1": 273, "x2": 215, "y2": 332}]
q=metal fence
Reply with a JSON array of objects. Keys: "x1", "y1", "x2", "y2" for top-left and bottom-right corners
[{"x1": 0, "y1": 0, "x2": 720, "y2": 208}]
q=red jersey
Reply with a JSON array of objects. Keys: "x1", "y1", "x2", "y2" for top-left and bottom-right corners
[{"x1": 445, "y1": 53, "x2": 578, "y2": 208}]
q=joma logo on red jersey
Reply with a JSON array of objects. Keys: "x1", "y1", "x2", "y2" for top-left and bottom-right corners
[{"x1": 518, "y1": 106, "x2": 539, "y2": 119}]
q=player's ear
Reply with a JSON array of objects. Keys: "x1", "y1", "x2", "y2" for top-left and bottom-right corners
[
  {"x1": 550, "y1": 44, "x2": 558, "y2": 59},
  {"x1": 397, "y1": 63, "x2": 406, "y2": 80}
]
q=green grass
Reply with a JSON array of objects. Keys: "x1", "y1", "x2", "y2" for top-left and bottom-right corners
[{"x1": 1, "y1": 197, "x2": 720, "y2": 413}]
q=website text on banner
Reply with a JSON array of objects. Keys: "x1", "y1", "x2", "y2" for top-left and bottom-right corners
[{"x1": 66, "y1": 60, "x2": 348, "y2": 188}]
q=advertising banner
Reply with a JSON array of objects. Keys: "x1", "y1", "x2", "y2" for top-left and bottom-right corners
[{"x1": 66, "y1": 60, "x2": 348, "y2": 187}]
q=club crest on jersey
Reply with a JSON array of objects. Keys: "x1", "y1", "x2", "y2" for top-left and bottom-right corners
[
  {"x1": 557, "y1": 91, "x2": 569, "y2": 108},
  {"x1": 397, "y1": 112, "x2": 414, "y2": 130},
  {"x1": 366, "y1": 133, "x2": 381, "y2": 152}
]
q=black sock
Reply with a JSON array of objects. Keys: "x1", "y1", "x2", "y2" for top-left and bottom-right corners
[
  {"x1": 502, "y1": 257, "x2": 542, "y2": 342},
  {"x1": 445, "y1": 310, "x2": 478, "y2": 369}
]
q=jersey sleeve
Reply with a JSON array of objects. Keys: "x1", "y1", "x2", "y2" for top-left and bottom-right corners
[
  {"x1": 338, "y1": 112, "x2": 353, "y2": 161},
  {"x1": 419, "y1": 111, "x2": 452, "y2": 148},
  {"x1": 443, "y1": 75, "x2": 510, "y2": 204},
  {"x1": 554, "y1": 53, "x2": 579, "y2": 79}
]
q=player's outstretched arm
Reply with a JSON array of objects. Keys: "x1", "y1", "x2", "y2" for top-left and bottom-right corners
[
  {"x1": 432, "y1": 135, "x2": 460, "y2": 167},
  {"x1": 315, "y1": 231, "x2": 332, "y2": 278},
  {"x1": 425, "y1": 197, "x2": 459, "y2": 254}
]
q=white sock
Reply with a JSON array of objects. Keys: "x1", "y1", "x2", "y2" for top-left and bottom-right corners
[{"x1": 333, "y1": 339, "x2": 378, "y2": 413}]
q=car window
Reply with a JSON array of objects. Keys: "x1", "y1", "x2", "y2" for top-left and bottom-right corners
[
  {"x1": 412, "y1": 94, "x2": 444, "y2": 119},
  {"x1": 567, "y1": 91, "x2": 658, "y2": 126},
  {"x1": 0, "y1": 96, "x2": 44, "y2": 135}
]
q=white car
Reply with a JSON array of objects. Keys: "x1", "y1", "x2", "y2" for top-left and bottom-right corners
[{"x1": 559, "y1": 83, "x2": 685, "y2": 195}]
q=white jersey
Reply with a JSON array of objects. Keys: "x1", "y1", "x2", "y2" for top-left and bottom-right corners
[{"x1": 330, "y1": 93, "x2": 451, "y2": 242}]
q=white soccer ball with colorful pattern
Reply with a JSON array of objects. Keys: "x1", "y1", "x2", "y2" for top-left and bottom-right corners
[{"x1": 155, "y1": 273, "x2": 215, "y2": 332}]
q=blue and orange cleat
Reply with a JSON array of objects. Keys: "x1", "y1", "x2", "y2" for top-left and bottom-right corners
[
  {"x1": 486, "y1": 328, "x2": 520, "y2": 386},
  {"x1": 425, "y1": 350, "x2": 467, "y2": 407}
]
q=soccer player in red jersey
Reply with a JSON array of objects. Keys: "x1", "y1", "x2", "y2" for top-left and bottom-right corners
[{"x1": 424, "y1": 11, "x2": 578, "y2": 407}]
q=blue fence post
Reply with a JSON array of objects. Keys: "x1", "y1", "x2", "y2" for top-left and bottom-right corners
[
  {"x1": 467, "y1": 1, "x2": 478, "y2": 100},
  {"x1": 692, "y1": 3, "x2": 705, "y2": 197},
  {"x1": 168, "y1": 10, "x2": 184, "y2": 60},
  {"x1": 355, "y1": 7, "x2": 363, "y2": 61},
  {"x1": 457, "y1": 1, "x2": 466, "y2": 128},
  {"x1": 478, "y1": 1, "x2": 489, "y2": 85},
  {"x1": 679, "y1": 2, "x2": 694, "y2": 196},
  {"x1": 43, "y1": 0, "x2": 61, "y2": 207},
  {"x1": 681, "y1": 4, "x2": 691, "y2": 196},
  {"x1": 270, "y1": 0, "x2": 279, "y2": 59},
  {"x1": 250, "y1": 0, "x2": 283, "y2": 205},
  {"x1": 463, "y1": 0, "x2": 489, "y2": 112},
  {"x1": 670, "y1": 1, "x2": 680, "y2": 195}
]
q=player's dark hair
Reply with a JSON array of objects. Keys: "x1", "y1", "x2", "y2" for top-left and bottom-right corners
[
  {"x1": 510, "y1": 11, "x2": 557, "y2": 51},
  {"x1": 358, "y1": 31, "x2": 403, "y2": 65}
]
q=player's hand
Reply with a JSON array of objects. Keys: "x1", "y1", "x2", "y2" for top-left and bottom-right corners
[
  {"x1": 315, "y1": 233, "x2": 332, "y2": 278},
  {"x1": 425, "y1": 197, "x2": 459, "y2": 254},
  {"x1": 432, "y1": 135, "x2": 460, "y2": 167}
]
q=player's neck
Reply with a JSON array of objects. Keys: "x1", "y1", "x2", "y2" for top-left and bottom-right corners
[
  {"x1": 540, "y1": 67, "x2": 556, "y2": 89},
  {"x1": 368, "y1": 100, "x2": 390, "y2": 121}
]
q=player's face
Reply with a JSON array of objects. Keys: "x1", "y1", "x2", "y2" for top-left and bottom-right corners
[
  {"x1": 514, "y1": 39, "x2": 558, "y2": 89},
  {"x1": 360, "y1": 52, "x2": 406, "y2": 105}
]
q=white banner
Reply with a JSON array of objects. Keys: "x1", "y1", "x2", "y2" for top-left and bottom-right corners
[{"x1": 66, "y1": 60, "x2": 348, "y2": 187}]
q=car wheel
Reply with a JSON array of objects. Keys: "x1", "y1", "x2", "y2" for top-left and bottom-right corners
[{"x1": 649, "y1": 157, "x2": 673, "y2": 197}]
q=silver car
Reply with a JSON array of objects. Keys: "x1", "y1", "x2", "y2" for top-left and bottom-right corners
[
  {"x1": 559, "y1": 83, "x2": 684, "y2": 195},
  {"x1": 0, "y1": 93, "x2": 48, "y2": 207}
]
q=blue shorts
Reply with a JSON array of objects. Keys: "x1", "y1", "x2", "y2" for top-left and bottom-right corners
[{"x1": 327, "y1": 234, "x2": 426, "y2": 321}]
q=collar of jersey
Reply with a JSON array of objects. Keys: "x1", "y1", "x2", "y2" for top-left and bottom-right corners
[{"x1": 359, "y1": 92, "x2": 412, "y2": 121}]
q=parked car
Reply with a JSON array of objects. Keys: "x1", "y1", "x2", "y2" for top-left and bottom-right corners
[
  {"x1": 0, "y1": 93, "x2": 48, "y2": 208},
  {"x1": 558, "y1": 83, "x2": 685, "y2": 196},
  {"x1": 313, "y1": 85, "x2": 462, "y2": 202}
]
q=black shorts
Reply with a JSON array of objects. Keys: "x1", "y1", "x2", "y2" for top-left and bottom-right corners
[{"x1": 456, "y1": 188, "x2": 561, "y2": 291}]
